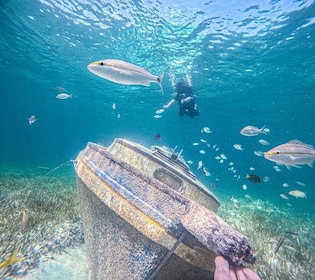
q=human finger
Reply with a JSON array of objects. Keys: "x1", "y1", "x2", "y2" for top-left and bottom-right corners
[
  {"x1": 214, "y1": 256, "x2": 231, "y2": 280},
  {"x1": 242, "y1": 267, "x2": 261, "y2": 280},
  {"x1": 229, "y1": 265, "x2": 237, "y2": 280},
  {"x1": 234, "y1": 266, "x2": 247, "y2": 280}
]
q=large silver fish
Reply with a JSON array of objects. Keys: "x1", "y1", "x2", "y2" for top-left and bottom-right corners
[
  {"x1": 264, "y1": 140, "x2": 315, "y2": 168},
  {"x1": 87, "y1": 59, "x2": 164, "y2": 94}
]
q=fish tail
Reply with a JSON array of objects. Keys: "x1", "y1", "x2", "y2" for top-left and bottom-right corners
[{"x1": 157, "y1": 73, "x2": 164, "y2": 95}]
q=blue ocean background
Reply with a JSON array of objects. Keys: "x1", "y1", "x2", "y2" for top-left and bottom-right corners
[{"x1": 0, "y1": 0, "x2": 315, "y2": 278}]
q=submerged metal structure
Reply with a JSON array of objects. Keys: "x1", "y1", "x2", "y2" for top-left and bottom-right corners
[{"x1": 74, "y1": 138, "x2": 255, "y2": 280}]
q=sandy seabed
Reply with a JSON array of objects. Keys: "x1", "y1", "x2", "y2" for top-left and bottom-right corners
[{"x1": 0, "y1": 168, "x2": 314, "y2": 280}]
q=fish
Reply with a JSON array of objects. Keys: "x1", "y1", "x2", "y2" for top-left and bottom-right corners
[
  {"x1": 274, "y1": 236, "x2": 285, "y2": 254},
  {"x1": 27, "y1": 115, "x2": 37, "y2": 125},
  {"x1": 288, "y1": 190, "x2": 307, "y2": 198},
  {"x1": 56, "y1": 86, "x2": 66, "y2": 93},
  {"x1": 273, "y1": 165, "x2": 281, "y2": 172},
  {"x1": 154, "y1": 133, "x2": 161, "y2": 140},
  {"x1": 264, "y1": 140, "x2": 315, "y2": 168},
  {"x1": 282, "y1": 183, "x2": 289, "y2": 188},
  {"x1": 240, "y1": 125, "x2": 269, "y2": 136},
  {"x1": 263, "y1": 176, "x2": 269, "y2": 182},
  {"x1": 192, "y1": 142, "x2": 200, "y2": 146},
  {"x1": 154, "y1": 114, "x2": 162, "y2": 118},
  {"x1": 199, "y1": 150, "x2": 206, "y2": 154},
  {"x1": 285, "y1": 230, "x2": 299, "y2": 236},
  {"x1": 155, "y1": 108, "x2": 164, "y2": 114},
  {"x1": 56, "y1": 93, "x2": 72, "y2": 99},
  {"x1": 20, "y1": 209, "x2": 28, "y2": 234},
  {"x1": 37, "y1": 166, "x2": 50, "y2": 170},
  {"x1": 197, "y1": 160, "x2": 203, "y2": 169},
  {"x1": 295, "y1": 181, "x2": 306, "y2": 186},
  {"x1": 253, "y1": 151, "x2": 264, "y2": 157},
  {"x1": 202, "y1": 127, "x2": 212, "y2": 133},
  {"x1": 233, "y1": 144, "x2": 244, "y2": 151},
  {"x1": 246, "y1": 174, "x2": 261, "y2": 183},
  {"x1": 258, "y1": 139, "x2": 270, "y2": 145},
  {"x1": 112, "y1": 103, "x2": 116, "y2": 110},
  {"x1": 0, "y1": 248, "x2": 25, "y2": 269},
  {"x1": 220, "y1": 154, "x2": 227, "y2": 160},
  {"x1": 187, "y1": 160, "x2": 193, "y2": 165},
  {"x1": 231, "y1": 196, "x2": 239, "y2": 208},
  {"x1": 203, "y1": 167, "x2": 211, "y2": 176},
  {"x1": 242, "y1": 184, "x2": 247, "y2": 190},
  {"x1": 87, "y1": 59, "x2": 164, "y2": 95},
  {"x1": 280, "y1": 194, "x2": 289, "y2": 200}
]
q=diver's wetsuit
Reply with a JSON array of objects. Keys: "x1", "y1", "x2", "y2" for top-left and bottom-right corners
[{"x1": 175, "y1": 83, "x2": 200, "y2": 117}]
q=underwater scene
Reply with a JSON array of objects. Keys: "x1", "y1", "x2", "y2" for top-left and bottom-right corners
[{"x1": 1, "y1": 0, "x2": 315, "y2": 279}]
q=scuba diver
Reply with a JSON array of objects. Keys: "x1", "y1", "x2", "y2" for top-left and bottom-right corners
[{"x1": 163, "y1": 75, "x2": 200, "y2": 118}]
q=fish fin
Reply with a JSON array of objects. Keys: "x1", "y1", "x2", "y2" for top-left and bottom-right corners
[
  {"x1": 287, "y1": 140, "x2": 314, "y2": 149},
  {"x1": 157, "y1": 73, "x2": 164, "y2": 95},
  {"x1": 245, "y1": 174, "x2": 250, "y2": 178},
  {"x1": 285, "y1": 165, "x2": 292, "y2": 170},
  {"x1": 286, "y1": 164, "x2": 301, "y2": 169},
  {"x1": 307, "y1": 161, "x2": 313, "y2": 167}
]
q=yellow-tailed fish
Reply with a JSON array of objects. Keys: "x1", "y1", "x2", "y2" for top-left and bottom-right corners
[
  {"x1": 264, "y1": 140, "x2": 315, "y2": 168},
  {"x1": 87, "y1": 59, "x2": 164, "y2": 95}
]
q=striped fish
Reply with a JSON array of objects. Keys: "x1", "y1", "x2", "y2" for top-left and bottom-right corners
[
  {"x1": 264, "y1": 140, "x2": 315, "y2": 168},
  {"x1": 88, "y1": 59, "x2": 164, "y2": 94}
]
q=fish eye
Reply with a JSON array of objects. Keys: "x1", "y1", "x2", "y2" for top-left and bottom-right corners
[
  {"x1": 100, "y1": 61, "x2": 104, "y2": 66},
  {"x1": 276, "y1": 151, "x2": 280, "y2": 154}
]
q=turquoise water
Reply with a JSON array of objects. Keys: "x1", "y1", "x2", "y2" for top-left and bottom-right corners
[{"x1": 1, "y1": 0, "x2": 315, "y2": 278}]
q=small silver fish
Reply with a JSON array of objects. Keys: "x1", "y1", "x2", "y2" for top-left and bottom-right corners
[
  {"x1": 56, "y1": 93, "x2": 72, "y2": 99},
  {"x1": 197, "y1": 160, "x2": 203, "y2": 169},
  {"x1": 203, "y1": 167, "x2": 211, "y2": 176},
  {"x1": 274, "y1": 236, "x2": 285, "y2": 254},
  {"x1": 288, "y1": 190, "x2": 307, "y2": 198},
  {"x1": 202, "y1": 127, "x2": 212, "y2": 133},
  {"x1": 231, "y1": 196, "x2": 239, "y2": 208},
  {"x1": 240, "y1": 125, "x2": 268, "y2": 136},
  {"x1": 280, "y1": 194, "x2": 289, "y2": 200},
  {"x1": 264, "y1": 140, "x2": 315, "y2": 168},
  {"x1": 258, "y1": 139, "x2": 270, "y2": 145},
  {"x1": 87, "y1": 59, "x2": 164, "y2": 94},
  {"x1": 233, "y1": 144, "x2": 244, "y2": 151},
  {"x1": 28, "y1": 115, "x2": 37, "y2": 125}
]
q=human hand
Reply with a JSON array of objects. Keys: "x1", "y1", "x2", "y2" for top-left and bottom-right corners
[{"x1": 214, "y1": 256, "x2": 261, "y2": 280}]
